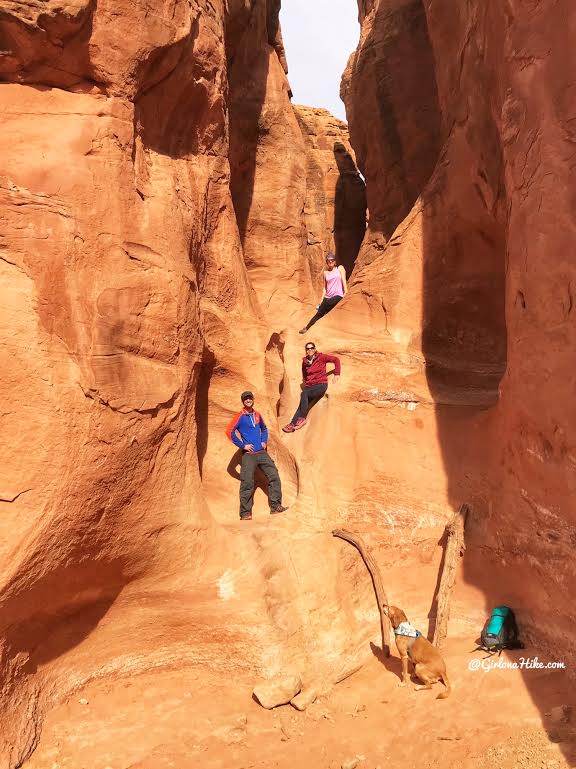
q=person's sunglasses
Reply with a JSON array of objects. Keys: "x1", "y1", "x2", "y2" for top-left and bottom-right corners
[{"x1": 306, "y1": 346, "x2": 315, "y2": 351}]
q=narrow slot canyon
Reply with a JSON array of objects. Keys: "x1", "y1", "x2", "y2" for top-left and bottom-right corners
[{"x1": 0, "y1": 1, "x2": 575, "y2": 768}]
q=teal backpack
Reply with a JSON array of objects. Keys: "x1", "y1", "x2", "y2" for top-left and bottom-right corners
[{"x1": 478, "y1": 606, "x2": 524, "y2": 654}]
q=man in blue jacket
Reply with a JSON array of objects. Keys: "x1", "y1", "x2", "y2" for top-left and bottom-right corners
[{"x1": 226, "y1": 391, "x2": 287, "y2": 520}]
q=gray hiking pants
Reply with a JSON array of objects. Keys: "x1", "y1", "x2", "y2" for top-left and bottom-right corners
[{"x1": 240, "y1": 451, "x2": 282, "y2": 515}]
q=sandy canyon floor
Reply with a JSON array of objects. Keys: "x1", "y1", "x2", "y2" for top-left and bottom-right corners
[
  {"x1": 2, "y1": 0, "x2": 576, "y2": 766},
  {"x1": 27, "y1": 636, "x2": 576, "y2": 769}
]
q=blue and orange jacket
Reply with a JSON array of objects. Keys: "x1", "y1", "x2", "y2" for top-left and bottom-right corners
[{"x1": 226, "y1": 409, "x2": 269, "y2": 452}]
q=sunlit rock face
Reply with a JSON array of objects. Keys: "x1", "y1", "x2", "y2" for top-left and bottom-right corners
[
  {"x1": 0, "y1": 1, "x2": 373, "y2": 765},
  {"x1": 343, "y1": 0, "x2": 576, "y2": 667},
  {"x1": 2, "y1": 0, "x2": 574, "y2": 764},
  {"x1": 294, "y1": 105, "x2": 367, "y2": 281}
]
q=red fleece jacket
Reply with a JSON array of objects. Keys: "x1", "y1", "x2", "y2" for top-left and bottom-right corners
[{"x1": 301, "y1": 352, "x2": 341, "y2": 387}]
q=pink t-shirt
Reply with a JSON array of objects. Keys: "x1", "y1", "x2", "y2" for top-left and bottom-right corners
[{"x1": 325, "y1": 267, "x2": 344, "y2": 299}]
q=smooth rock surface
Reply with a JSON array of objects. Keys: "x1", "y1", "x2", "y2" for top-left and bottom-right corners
[
  {"x1": 0, "y1": 2, "x2": 372, "y2": 764},
  {"x1": 290, "y1": 687, "x2": 318, "y2": 711},
  {"x1": 253, "y1": 674, "x2": 302, "y2": 709},
  {"x1": 342, "y1": 0, "x2": 576, "y2": 672},
  {"x1": 1, "y1": 0, "x2": 575, "y2": 766}
]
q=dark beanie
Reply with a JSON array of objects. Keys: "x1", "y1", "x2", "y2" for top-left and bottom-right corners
[{"x1": 241, "y1": 391, "x2": 254, "y2": 402}]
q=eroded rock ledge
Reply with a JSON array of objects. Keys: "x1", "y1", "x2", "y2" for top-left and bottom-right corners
[{"x1": 1, "y1": 0, "x2": 575, "y2": 765}]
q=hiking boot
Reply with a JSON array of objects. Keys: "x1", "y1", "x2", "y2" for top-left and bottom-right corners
[
  {"x1": 282, "y1": 423, "x2": 296, "y2": 433},
  {"x1": 270, "y1": 504, "x2": 288, "y2": 515},
  {"x1": 299, "y1": 328, "x2": 307, "y2": 334},
  {"x1": 240, "y1": 513, "x2": 252, "y2": 521},
  {"x1": 293, "y1": 417, "x2": 307, "y2": 430}
]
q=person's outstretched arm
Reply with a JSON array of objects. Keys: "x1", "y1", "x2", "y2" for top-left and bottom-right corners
[
  {"x1": 339, "y1": 264, "x2": 348, "y2": 295},
  {"x1": 322, "y1": 353, "x2": 341, "y2": 380}
]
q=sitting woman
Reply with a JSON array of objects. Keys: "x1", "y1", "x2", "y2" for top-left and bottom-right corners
[
  {"x1": 300, "y1": 253, "x2": 347, "y2": 334},
  {"x1": 282, "y1": 342, "x2": 341, "y2": 432}
]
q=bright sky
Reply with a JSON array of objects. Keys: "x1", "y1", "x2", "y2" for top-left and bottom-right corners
[{"x1": 280, "y1": 0, "x2": 360, "y2": 122}]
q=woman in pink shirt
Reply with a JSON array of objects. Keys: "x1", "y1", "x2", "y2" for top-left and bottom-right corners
[{"x1": 300, "y1": 253, "x2": 348, "y2": 334}]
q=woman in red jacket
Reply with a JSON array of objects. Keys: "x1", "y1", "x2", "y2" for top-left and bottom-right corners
[{"x1": 282, "y1": 342, "x2": 341, "y2": 432}]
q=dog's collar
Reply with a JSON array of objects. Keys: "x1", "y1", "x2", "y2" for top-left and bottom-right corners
[{"x1": 394, "y1": 621, "x2": 420, "y2": 638}]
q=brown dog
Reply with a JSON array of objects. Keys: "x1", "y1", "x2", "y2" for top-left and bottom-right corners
[{"x1": 383, "y1": 605, "x2": 451, "y2": 699}]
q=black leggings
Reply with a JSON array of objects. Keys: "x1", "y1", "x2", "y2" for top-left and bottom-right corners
[
  {"x1": 291, "y1": 383, "x2": 328, "y2": 424},
  {"x1": 305, "y1": 295, "x2": 343, "y2": 330}
]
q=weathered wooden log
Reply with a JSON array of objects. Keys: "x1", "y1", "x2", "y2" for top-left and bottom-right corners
[
  {"x1": 432, "y1": 503, "x2": 470, "y2": 648},
  {"x1": 332, "y1": 528, "x2": 391, "y2": 657}
]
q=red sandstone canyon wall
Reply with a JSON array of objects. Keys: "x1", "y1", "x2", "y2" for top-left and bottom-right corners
[
  {"x1": 295, "y1": 105, "x2": 367, "y2": 281},
  {"x1": 342, "y1": 0, "x2": 576, "y2": 663},
  {"x1": 2, "y1": 0, "x2": 575, "y2": 765},
  {"x1": 0, "y1": 1, "x2": 373, "y2": 765}
]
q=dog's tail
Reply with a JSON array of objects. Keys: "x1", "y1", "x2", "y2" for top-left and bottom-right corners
[{"x1": 436, "y1": 670, "x2": 451, "y2": 699}]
